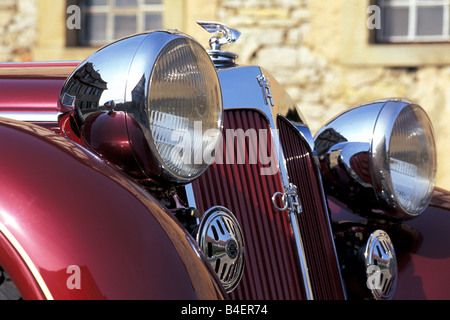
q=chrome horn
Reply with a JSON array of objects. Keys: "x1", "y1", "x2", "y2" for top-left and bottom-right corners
[
  {"x1": 364, "y1": 230, "x2": 398, "y2": 300},
  {"x1": 196, "y1": 206, "x2": 245, "y2": 293}
]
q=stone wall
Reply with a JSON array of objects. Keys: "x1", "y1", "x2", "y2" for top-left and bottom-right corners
[{"x1": 0, "y1": 0, "x2": 37, "y2": 62}]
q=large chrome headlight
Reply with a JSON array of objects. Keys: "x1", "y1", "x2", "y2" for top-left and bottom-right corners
[
  {"x1": 314, "y1": 99, "x2": 436, "y2": 220},
  {"x1": 59, "y1": 31, "x2": 222, "y2": 185}
]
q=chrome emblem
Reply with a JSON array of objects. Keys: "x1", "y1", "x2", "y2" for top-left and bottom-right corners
[
  {"x1": 226, "y1": 239, "x2": 238, "y2": 259},
  {"x1": 272, "y1": 183, "x2": 302, "y2": 214},
  {"x1": 257, "y1": 74, "x2": 274, "y2": 107}
]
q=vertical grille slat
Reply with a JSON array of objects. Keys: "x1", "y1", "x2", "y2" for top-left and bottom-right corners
[
  {"x1": 235, "y1": 111, "x2": 274, "y2": 299},
  {"x1": 277, "y1": 116, "x2": 345, "y2": 300},
  {"x1": 192, "y1": 110, "x2": 305, "y2": 300}
]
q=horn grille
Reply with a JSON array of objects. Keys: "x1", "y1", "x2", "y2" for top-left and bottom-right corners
[
  {"x1": 364, "y1": 230, "x2": 398, "y2": 300},
  {"x1": 196, "y1": 206, "x2": 245, "y2": 293}
]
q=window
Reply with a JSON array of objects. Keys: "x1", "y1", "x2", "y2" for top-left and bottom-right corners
[
  {"x1": 334, "y1": 0, "x2": 450, "y2": 66},
  {"x1": 377, "y1": 0, "x2": 450, "y2": 43},
  {"x1": 34, "y1": 0, "x2": 185, "y2": 61},
  {"x1": 80, "y1": 0, "x2": 164, "y2": 46}
]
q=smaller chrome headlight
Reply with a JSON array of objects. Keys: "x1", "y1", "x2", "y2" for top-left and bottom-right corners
[
  {"x1": 314, "y1": 99, "x2": 437, "y2": 220},
  {"x1": 373, "y1": 103, "x2": 436, "y2": 217}
]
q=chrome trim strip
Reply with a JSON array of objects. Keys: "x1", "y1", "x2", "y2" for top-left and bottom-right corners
[
  {"x1": 184, "y1": 183, "x2": 200, "y2": 225},
  {"x1": 0, "y1": 112, "x2": 60, "y2": 123},
  {"x1": 0, "y1": 221, "x2": 53, "y2": 300},
  {"x1": 184, "y1": 183, "x2": 197, "y2": 208}
]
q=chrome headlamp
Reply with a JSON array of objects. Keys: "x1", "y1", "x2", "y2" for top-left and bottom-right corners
[
  {"x1": 314, "y1": 99, "x2": 436, "y2": 219},
  {"x1": 59, "y1": 31, "x2": 222, "y2": 185}
]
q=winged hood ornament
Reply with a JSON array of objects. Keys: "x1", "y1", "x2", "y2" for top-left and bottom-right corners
[{"x1": 197, "y1": 21, "x2": 241, "y2": 68}]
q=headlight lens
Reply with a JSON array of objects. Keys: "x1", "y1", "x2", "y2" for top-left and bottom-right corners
[
  {"x1": 148, "y1": 38, "x2": 222, "y2": 181},
  {"x1": 388, "y1": 105, "x2": 436, "y2": 215}
]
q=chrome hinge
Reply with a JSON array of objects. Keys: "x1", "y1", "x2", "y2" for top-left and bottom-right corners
[
  {"x1": 257, "y1": 74, "x2": 274, "y2": 107},
  {"x1": 272, "y1": 183, "x2": 302, "y2": 214}
]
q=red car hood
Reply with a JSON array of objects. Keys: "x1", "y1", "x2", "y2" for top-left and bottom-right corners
[{"x1": 0, "y1": 61, "x2": 79, "y2": 114}]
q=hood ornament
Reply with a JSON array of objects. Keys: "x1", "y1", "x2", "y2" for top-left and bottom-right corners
[{"x1": 197, "y1": 21, "x2": 240, "y2": 69}]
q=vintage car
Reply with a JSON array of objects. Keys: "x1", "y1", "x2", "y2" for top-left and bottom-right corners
[{"x1": 0, "y1": 21, "x2": 449, "y2": 300}]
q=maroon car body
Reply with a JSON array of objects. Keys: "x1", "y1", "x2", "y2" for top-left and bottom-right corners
[
  {"x1": 0, "y1": 62, "x2": 226, "y2": 300},
  {"x1": 0, "y1": 25, "x2": 449, "y2": 300}
]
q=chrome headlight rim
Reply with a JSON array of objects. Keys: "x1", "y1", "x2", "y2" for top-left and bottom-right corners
[
  {"x1": 371, "y1": 100, "x2": 437, "y2": 218},
  {"x1": 124, "y1": 31, "x2": 223, "y2": 184}
]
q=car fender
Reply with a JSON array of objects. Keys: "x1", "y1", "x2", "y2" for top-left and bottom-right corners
[
  {"x1": 331, "y1": 187, "x2": 450, "y2": 299},
  {"x1": 0, "y1": 117, "x2": 225, "y2": 299},
  {"x1": 394, "y1": 188, "x2": 450, "y2": 299}
]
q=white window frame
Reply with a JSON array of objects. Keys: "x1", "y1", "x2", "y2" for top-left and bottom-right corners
[
  {"x1": 377, "y1": 0, "x2": 450, "y2": 43},
  {"x1": 80, "y1": 0, "x2": 164, "y2": 46}
]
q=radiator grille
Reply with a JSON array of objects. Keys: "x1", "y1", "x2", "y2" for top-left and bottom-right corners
[
  {"x1": 277, "y1": 116, "x2": 345, "y2": 300},
  {"x1": 192, "y1": 110, "x2": 306, "y2": 300}
]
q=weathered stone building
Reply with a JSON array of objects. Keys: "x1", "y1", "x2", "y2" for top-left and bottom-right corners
[
  {"x1": 1, "y1": 0, "x2": 450, "y2": 190},
  {"x1": 0, "y1": 0, "x2": 37, "y2": 62}
]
